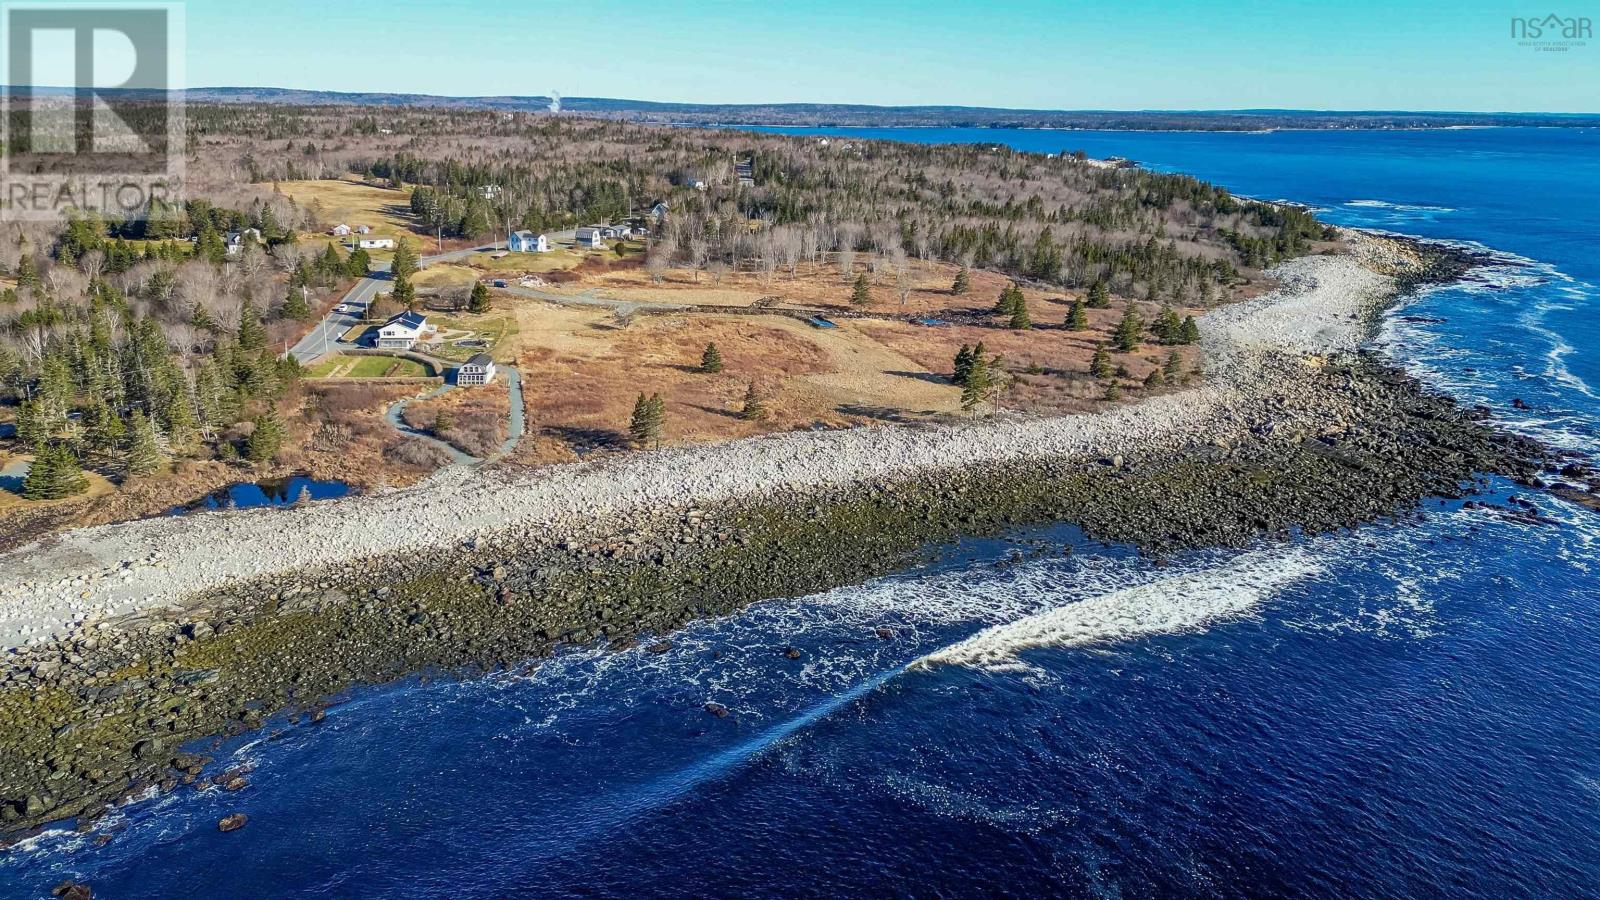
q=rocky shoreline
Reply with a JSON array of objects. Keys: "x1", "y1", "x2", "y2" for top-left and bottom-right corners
[{"x1": 0, "y1": 232, "x2": 1574, "y2": 842}]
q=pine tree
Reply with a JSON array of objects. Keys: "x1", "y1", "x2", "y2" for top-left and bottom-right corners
[
  {"x1": 1164, "y1": 350, "x2": 1183, "y2": 380},
  {"x1": 1113, "y1": 303, "x2": 1143, "y2": 352},
  {"x1": 469, "y1": 282, "x2": 491, "y2": 314},
  {"x1": 346, "y1": 247, "x2": 372, "y2": 277},
  {"x1": 1008, "y1": 296, "x2": 1032, "y2": 330},
  {"x1": 1087, "y1": 280, "x2": 1111, "y2": 309},
  {"x1": 1090, "y1": 345, "x2": 1114, "y2": 379},
  {"x1": 390, "y1": 271, "x2": 416, "y2": 309},
  {"x1": 951, "y1": 266, "x2": 970, "y2": 295},
  {"x1": 22, "y1": 443, "x2": 89, "y2": 500},
  {"x1": 245, "y1": 409, "x2": 285, "y2": 463},
  {"x1": 994, "y1": 283, "x2": 1021, "y2": 316},
  {"x1": 1180, "y1": 315, "x2": 1201, "y2": 344},
  {"x1": 282, "y1": 286, "x2": 312, "y2": 321},
  {"x1": 124, "y1": 409, "x2": 167, "y2": 476},
  {"x1": 698, "y1": 342, "x2": 725, "y2": 374},
  {"x1": 630, "y1": 392, "x2": 666, "y2": 449},
  {"x1": 960, "y1": 353, "x2": 991, "y2": 414},
  {"x1": 739, "y1": 382, "x2": 767, "y2": 421},
  {"x1": 1143, "y1": 367, "x2": 1166, "y2": 390},
  {"x1": 1065, "y1": 299, "x2": 1089, "y2": 331},
  {"x1": 16, "y1": 252, "x2": 41, "y2": 291},
  {"x1": 237, "y1": 298, "x2": 267, "y2": 351},
  {"x1": 390, "y1": 239, "x2": 419, "y2": 282},
  {"x1": 850, "y1": 272, "x2": 873, "y2": 307},
  {"x1": 1154, "y1": 306, "x2": 1185, "y2": 344},
  {"x1": 953, "y1": 344, "x2": 974, "y2": 385},
  {"x1": 1103, "y1": 380, "x2": 1123, "y2": 402}
]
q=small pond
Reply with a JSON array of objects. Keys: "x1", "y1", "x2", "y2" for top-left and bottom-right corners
[{"x1": 170, "y1": 476, "x2": 353, "y2": 515}]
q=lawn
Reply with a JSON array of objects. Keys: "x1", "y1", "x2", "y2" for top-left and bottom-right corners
[
  {"x1": 465, "y1": 249, "x2": 586, "y2": 274},
  {"x1": 306, "y1": 354, "x2": 433, "y2": 379}
]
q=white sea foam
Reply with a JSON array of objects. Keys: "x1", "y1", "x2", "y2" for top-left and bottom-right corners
[
  {"x1": 912, "y1": 548, "x2": 1324, "y2": 672},
  {"x1": 1345, "y1": 199, "x2": 1457, "y2": 213}
]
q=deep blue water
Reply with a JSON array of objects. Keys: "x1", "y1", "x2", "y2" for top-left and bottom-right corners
[
  {"x1": 7, "y1": 128, "x2": 1600, "y2": 898},
  {"x1": 169, "y1": 476, "x2": 353, "y2": 515}
]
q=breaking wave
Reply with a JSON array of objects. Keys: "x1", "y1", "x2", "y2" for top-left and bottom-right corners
[{"x1": 912, "y1": 548, "x2": 1324, "y2": 672}]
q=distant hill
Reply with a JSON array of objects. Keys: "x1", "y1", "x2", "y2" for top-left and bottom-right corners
[{"x1": 17, "y1": 85, "x2": 1600, "y2": 130}]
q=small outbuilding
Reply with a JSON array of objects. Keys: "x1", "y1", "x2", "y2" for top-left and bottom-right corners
[
  {"x1": 574, "y1": 227, "x2": 605, "y2": 249},
  {"x1": 329, "y1": 223, "x2": 352, "y2": 237}
]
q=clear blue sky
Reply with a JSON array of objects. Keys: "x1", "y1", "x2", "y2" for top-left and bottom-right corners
[{"x1": 184, "y1": 0, "x2": 1598, "y2": 111}]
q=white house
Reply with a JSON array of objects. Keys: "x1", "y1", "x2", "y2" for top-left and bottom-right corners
[
  {"x1": 456, "y1": 352, "x2": 496, "y2": 386},
  {"x1": 224, "y1": 228, "x2": 263, "y2": 256},
  {"x1": 355, "y1": 224, "x2": 372, "y2": 234},
  {"x1": 574, "y1": 227, "x2": 605, "y2": 249},
  {"x1": 358, "y1": 237, "x2": 397, "y2": 250},
  {"x1": 376, "y1": 311, "x2": 427, "y2": 350},
  {"x1": 508, "y1": 230, "x2": 548, "y2": 253},
  {"x1": 329, "y1": 223, "x2": 352, "y2": 237}
]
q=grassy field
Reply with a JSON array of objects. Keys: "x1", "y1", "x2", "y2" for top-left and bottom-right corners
[
  {"x1": 414, "y1": 264, "x2": 481, "y2": 290},
  {"x1": 306, "y1": 355, "x2": 433, "y2": 379},
  {"x1": 277, "y1": 177, "x2": 419, "y2": 243},
  {"x1": 466, "y1": 249, "x2": 586, "y2": 274}
]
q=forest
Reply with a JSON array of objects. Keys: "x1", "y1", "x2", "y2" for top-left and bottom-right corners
[{"x1": 0, "y1": 102, "x2": 1328, "y2": 500}]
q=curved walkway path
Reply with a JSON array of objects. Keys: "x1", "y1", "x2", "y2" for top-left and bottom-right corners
[{"x1": 383, "y1": 365, "x2": 524, "y2": 466}]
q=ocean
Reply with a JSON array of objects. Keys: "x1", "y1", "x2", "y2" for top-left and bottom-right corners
[{"x1": 6, "y1": 127, "x2": 1599, "y2": 898}]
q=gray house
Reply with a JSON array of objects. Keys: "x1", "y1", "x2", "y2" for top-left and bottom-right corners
[
  {"x1": 574, "y1": 226, "x2": 605, "y2": 249},
  {"x1": 457, "y1": 352, "x2": 496, "y2": 386}
]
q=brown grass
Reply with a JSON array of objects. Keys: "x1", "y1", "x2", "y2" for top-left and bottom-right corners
[{"x1": 404, "y1": 383, "x2": 511, "y2": 458}]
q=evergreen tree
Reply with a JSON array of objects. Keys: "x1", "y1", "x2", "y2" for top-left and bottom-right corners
[
  {"x1": 390, "y1": 239, "x2": 419, "y2": 282},
  {"x1": 951, "y1": 266, "x2": 970, "y2": 295},
  {"x1": 850, "y1": 272, "x2": 873, "y2": 307},
  {"x1": 390, "y1": 273, "x2": 416, "y2": 309},
  {"x1": 994, "y1": 283, "x2": 1022, "y2": 316},
  {"x1": 1180, "y1": 315, "x2": 1201, "y2": 344},
  {"x1": 1164, "y1": 351, "x2": 1183, "y2": 380},
  {"x1": 953, "y1": 344, "x2": 974, "y2": 385},
  {"x1": 1113, "y1": 303, "x2": 1144, "y2": 353},
  {"x1": 629, "y1": 392, "x2": 666, "y2": 448},
  {"x1": 1143, "y1": 367, "x2": 1166, "y2": 390},
  {"x1": 699, "y1": 342, "x2": 724, "y2": 374},
  {"x1": 245, "y1": 408, "x2": 285, "y2": 463},
  {"x1": 237, "y1": 298, "x2": 267, "y2": 351},
  {"x1": 1103, "y1": 380, "x2": 1123, "y2": 402},
  {"x1": 346, "y1": 247, "x2": 372, "y2": 277},
  {"x1": 16, "y1": 252, "x2": 41, "y2": 291},
  {"x1": 960, "y1": 353, "x2": 991, "y2": 415},
  {"x1": 1065, "y1": 298, "x2": 1089, "y2": 331},
  {"x1": 124, "y1": 409, "x2": 166, "y2": 476},
  {"x1": 282, "y1": 286, "x2": 313, "y2": 321},
  {"x1": 469, "y1": 281, "x2": 491, "y2": 314},
  {"x1": 1154, "y1": 306, "x2": 1185, "y2": 344},
  {"x1": 1086, "y1": 280, "x2": 1111, "y2": 309},
  {"x1": 1008, "y1": 296, "x2": 1032, "y2": 330},
  {"x1": 22, "y1": 443, "x2": 89, "y2": 500},
  {"x1": 1090, "y1": 345, "x2": 1114, "y2": 379},
  {"x1": 739, "y1": 382, "x2": 767, "y2": 421}
]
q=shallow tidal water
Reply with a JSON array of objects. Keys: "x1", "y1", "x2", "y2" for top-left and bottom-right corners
[{"x1": 6, "y1": 128, "x2": 1600, "y2": 898}]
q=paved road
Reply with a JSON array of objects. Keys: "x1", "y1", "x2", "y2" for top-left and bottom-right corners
[{"x1": 288, "y1": 240, "x2": 508, "y2": 364}]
